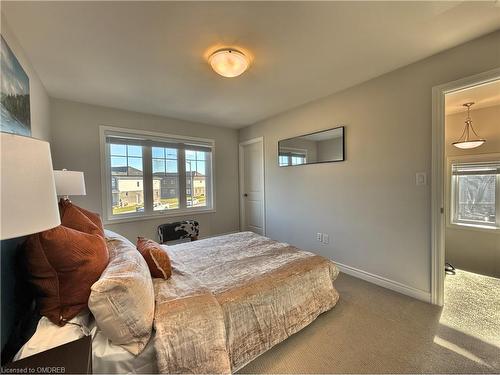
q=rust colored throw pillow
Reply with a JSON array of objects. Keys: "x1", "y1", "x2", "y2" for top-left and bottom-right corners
[
  {"x1": 59, "y1": 199, "x2": 105, "y2": 238},
  {"x1": 24, "y1": 209, "x2": 108, "y2": 326},
  {"x1": 136, "y1": 237, "x2": 172, "y2": 279}
]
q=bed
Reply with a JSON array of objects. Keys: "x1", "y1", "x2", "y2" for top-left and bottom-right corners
[
  {"x1": 152, "y1": 231, "x2": 340, "y2": 373},
  {"x1": 9, "y1": 230, "x2": 339, "y2": 373}
]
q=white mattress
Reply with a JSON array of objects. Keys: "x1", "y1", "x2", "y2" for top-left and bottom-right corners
[{"x1": 90, "y1": 323, "x2": 157, "y2": 374}]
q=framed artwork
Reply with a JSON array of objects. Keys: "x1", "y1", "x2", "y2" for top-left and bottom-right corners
[{"x1": 1, "y1": 35, "x2": 31, "y2": 136}]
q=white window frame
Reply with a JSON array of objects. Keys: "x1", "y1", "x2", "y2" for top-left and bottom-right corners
[
  {"x1": 446, "y1": 153, "x2": 500, "y2": 232},
  {"x1": 99, "y1": 126, "x2": 216, "y2": 224}
]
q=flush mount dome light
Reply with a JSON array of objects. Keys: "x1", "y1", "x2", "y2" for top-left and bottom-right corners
[{"x1": 208, "y1": 48, "x2": 249, "y2": 78}]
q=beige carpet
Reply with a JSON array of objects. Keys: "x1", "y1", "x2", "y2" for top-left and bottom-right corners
[{"x1": 238, "y1": 270, "x2": 500, "y2": 374}]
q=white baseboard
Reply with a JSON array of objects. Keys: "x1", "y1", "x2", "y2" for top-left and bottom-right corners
[{"x1": 335, "y1": 261, "x2": 431, "y2": 303}]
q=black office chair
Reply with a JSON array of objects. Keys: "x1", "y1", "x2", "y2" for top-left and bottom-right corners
[{"x1": 157, "y1": 220, "x2": 199, "y2": 244}]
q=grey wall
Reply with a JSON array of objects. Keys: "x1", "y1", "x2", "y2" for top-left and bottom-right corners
[
  {"x1": 50, "y1": 99, "x2": 240, "y2": 241},
  {"x1": 239, "y1": 30, "x2": 500, "y2": 298},
  {"x1": 317, "y1": 137, "x2": 343, "y2": 162},
  {"x1": 445, "y1": 105, "x2": 500, "y2": 278}
]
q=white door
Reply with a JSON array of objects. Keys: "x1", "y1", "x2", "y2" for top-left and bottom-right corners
[{"x1": 239, "y1": 138, "x2": 265, "y2": 235}]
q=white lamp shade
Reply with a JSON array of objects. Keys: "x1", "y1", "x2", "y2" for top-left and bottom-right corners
[
  {"x1": 452, "y1": 140, "x2": 485, "y2": 149},
  {"x1": 53, "y1": 170, "x2": 86, "y2": 196},
  {"x1": 1, "y1": 133, "x2": 61, "y2": 240}
]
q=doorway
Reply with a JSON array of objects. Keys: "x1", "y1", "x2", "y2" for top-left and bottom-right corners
[
  {"x1": 239, "y1": 137, "x2": 266, "y2": 235},
  {"x1": 431, "y1": 67, "x2": 500, "y2": 306}
]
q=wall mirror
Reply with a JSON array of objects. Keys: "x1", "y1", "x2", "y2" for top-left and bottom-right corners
[{"x1": 278, "y1": 126, "x2": 344, "y2": 167}]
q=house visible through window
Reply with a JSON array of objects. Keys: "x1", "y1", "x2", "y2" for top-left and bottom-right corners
[
  {"x1": 152, "y1": 146, "x2": 179, "y2": 211},
  {"x1": 451, "y1": 161, "x2": 500, "y2": 229},
  {"x1": 103, "y1": 128, "x2": 214, "y2": 220}
]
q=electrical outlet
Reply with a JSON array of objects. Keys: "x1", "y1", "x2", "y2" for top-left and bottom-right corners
[
  {"x1": 322, "y1": 234, "x2": 329, "y2": 244},
  {"x1": 316, "y1": 232, "x2": 323, "y2": 242}
]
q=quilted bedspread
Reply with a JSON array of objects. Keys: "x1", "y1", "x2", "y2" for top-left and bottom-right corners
[{"x1": 153, "y1": 231, "x2": 339, "y2": 373}]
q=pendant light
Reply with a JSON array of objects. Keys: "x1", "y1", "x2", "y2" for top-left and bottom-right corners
[{"x1": 452, "y1": 102, "x2": 485, "y2": 149}]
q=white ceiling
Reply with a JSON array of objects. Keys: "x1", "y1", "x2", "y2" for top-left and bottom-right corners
[
  {"x1": 445, "y1": 79, "x2": 500, "y2": 115},
  {"x1": 2, "y1": 1, "x2": 500, "y2": 128}
]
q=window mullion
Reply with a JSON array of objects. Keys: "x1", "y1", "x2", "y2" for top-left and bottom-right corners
[
  {"x1": 106, "y1": 143, "x2": 113, "y2": 220},
  {"x1": 178, "y1": 146, "x2": 187, "y2": 209},
  {"x1": 496, "y1": 174, "x2": 500, "y2": 228},
  {"x1": 452, "y1": 175, "x2": 458, "y2": 224},
  {"x1": 143, "y1": 145, "x2": 154, "y2": 214},
  {"x1": 206, "y1": 152, "x2": 213, "y2": 209}
]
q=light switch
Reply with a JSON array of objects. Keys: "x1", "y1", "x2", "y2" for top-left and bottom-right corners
[
  {"x1": 416, "y1": 172, "x2": 427, "y2": 186},
  {"x1": 323, "y1": 234, "x2": 329, "y2": 244}
]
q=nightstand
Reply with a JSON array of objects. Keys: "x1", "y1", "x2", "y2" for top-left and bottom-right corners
[{"x1": 3, "y1": 335, "x2": 92, "y2": 374}]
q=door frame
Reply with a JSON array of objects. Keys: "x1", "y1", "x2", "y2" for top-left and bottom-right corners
[
  {"x1": 239, "y1": 137, "x2": 266, "y2": 235},
  {"x1": 431, "y1": 67, "x2": 500, "y2": 306}
]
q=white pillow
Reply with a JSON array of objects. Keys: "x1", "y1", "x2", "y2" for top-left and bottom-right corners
[
  {"x1": 14, "y1": 312, "x2": 90, "y2": 360},
  {"x1": 89, "y1": 230, "x2": 155, "y2": 355}
]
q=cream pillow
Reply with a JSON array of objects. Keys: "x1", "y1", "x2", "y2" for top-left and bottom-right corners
[{"x1": 89, "y1": 230, "x2": 155, "y2": 355}]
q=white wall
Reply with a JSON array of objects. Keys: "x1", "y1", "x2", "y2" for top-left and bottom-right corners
[
  {"x1": 239, "y1": 30, "x2": 500, "y2": 300},
  {"x1": 50, "y1": 99, "x2": 240, "y2": 241},
  {"x1": 1, "y1": 17, "x2": 51, "y2": 142},
  {"x1": 445, "y1": 105, "x2": 500, "y2": 278}
]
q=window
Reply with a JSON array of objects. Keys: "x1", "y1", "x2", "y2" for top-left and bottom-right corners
[
  {"x1": 451, "y1": 161, "x2": 500, "y2": 229},
  {"x1": 110, "y1": 144, "x2": 144, "y2": 215},
  {"x1": 185, "y1": 150, "x2": 208, "y2": 207},
  {"x1": 102, "y1": 127, "x2": 214, "y2": 221},
  {"x1": 278, "y1": 149, "x2": 307, "y2": 166},
  {"x1": 152, "y1": 146, "x2": 179, "y2": 211}
]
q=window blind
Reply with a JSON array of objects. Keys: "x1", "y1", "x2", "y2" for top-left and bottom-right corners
[
  {"x1": 106, "y1": 135, "x2": 213, "y2": 152},
  {"x1": 451, "y1": 161, "x2": 500, "y2": 176}
]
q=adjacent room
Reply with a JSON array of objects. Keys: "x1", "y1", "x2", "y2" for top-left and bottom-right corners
[
  {"x1": 441, "y1": 80, "x2": 500, "y2": 359},
  {"x1": 0, "y1": 1, "x2": 499, "y2": 374}
]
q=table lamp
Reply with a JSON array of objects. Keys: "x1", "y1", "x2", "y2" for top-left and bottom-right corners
[
  {"x1": 53, "y1": 169, "x2": 86, "y2": 201},
  {"x1": 0, "y1": 133, "x2": 61, "y2": 240}
]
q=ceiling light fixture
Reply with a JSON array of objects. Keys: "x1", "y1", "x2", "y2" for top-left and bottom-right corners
[
  {"x1": 452, "y1": 102, "x2": 485, "y2": 149},
  {"x1": 208, "y1": 48, "x2": 249, "y2": 78}
]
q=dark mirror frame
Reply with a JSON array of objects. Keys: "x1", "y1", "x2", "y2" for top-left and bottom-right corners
[{"x1": 277, "y1": 125, "x2": 345, "y2": 167}]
